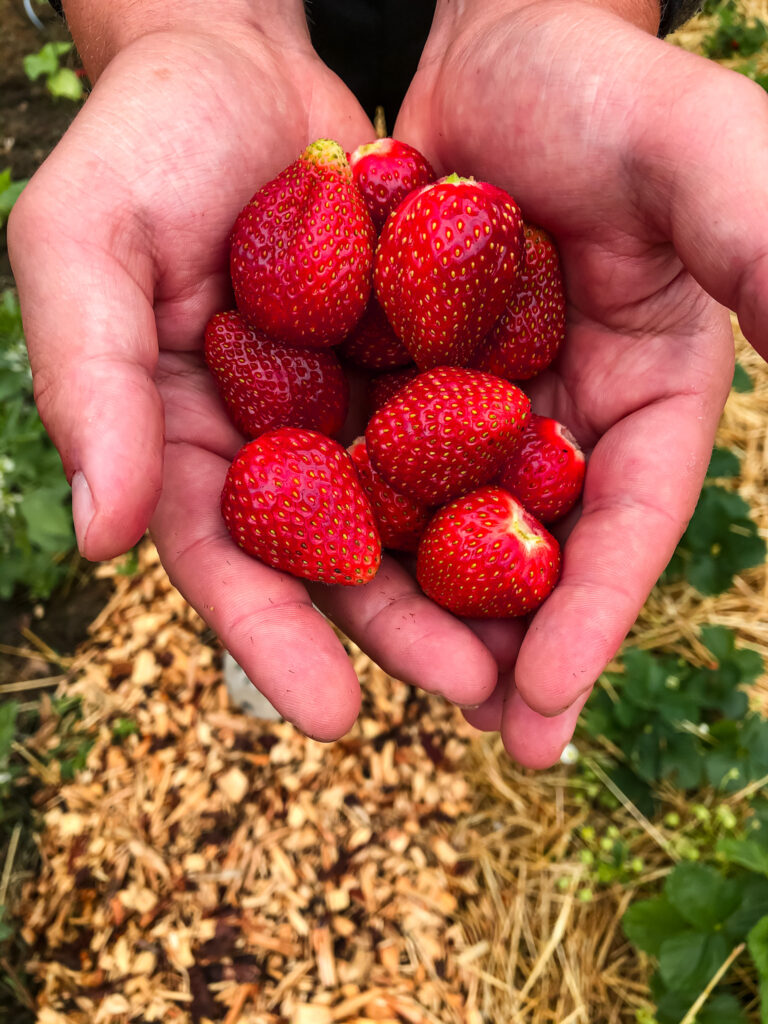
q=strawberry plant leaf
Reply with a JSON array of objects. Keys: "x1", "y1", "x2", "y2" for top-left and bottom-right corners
[
  {"x1": 747, "y1": 916, "x2": 768, "y2": 1024},
  {"x1": 665, "y1": 863, "x2": 743, "y2": 930},
  {"x1": 659, "y1": 930, "x2": 730, "y2": 997},
  {"x1": 724, "y1": 876, "x2": 768, "y2": 941},
  {"x1": 622, "y1": 897, "x2": 688, "y2": 956},
  {"x1": 718, "y1": 838, "x2": 768, "y2": 877},
  {"x1": 732, "y1": 362, "x2": 754, "y2": 393},
  {"x1": 666, "y1": 485, "x2": 766, "y2": 596},
  {"x1": 707, "y1": 446, "x2": 741, "y2": 479},
  {"x1": 0, "y1": 168, "x2": 27, "y2": 228}
]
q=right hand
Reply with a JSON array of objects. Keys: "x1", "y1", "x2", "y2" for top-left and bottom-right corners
[{"x1": 9, "y1": 7, "x2": 505, "y2": 738}]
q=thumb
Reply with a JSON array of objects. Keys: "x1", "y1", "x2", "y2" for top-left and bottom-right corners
[{"x1": 8, "y1": 180, "x2": 164, "y2": 561}]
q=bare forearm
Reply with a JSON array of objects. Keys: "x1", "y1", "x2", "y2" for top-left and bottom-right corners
[{"x1": 60, "y1": 0, "x2": 311, "y2": 80}]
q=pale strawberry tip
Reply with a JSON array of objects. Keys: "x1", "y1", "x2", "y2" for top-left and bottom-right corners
[{"x1": 301, "y1": 138, "x2": 351, "y2": 177}]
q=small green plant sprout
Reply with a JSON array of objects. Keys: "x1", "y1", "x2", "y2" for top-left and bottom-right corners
[
  {"x1": 23, "y1": 42, "x2": 84, "y2": 101},
  {"x1": 0, "y1": 169, "x2": 27, "y2": 228}
]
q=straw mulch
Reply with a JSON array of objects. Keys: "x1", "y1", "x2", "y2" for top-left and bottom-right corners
[{"x1": 6, "y1": 312, "x2": 766, "y2": 1024}]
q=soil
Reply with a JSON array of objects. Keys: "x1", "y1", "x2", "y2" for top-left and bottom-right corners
[
  {"x1": 0, "y1": 0, "x2": 80, "y2": 290},
  {"x1": 0, "y1": 1, "x2": 106, "y2": 678}
]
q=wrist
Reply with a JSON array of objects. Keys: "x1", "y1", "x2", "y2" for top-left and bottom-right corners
[
  {"x1": 60, "y1": 0, "x2": 310, "y2": 81},
  {"x1": 432, "y1": 0, "x2": 659, "y2": 37}
]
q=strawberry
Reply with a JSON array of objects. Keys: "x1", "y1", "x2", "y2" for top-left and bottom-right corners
[
  {"x1": 338, "y1": 297, "x2": 412, "y2": 370},
  {"x1": 374, "y1": 174, "x2": 525, "y2": 369},
  {"x1": 473, "y1": 225, "x2": 566, "y2": 380},
  {"x1": 416, "y1": 486, "x2": 561, "y2": 618},
  {"x1": 496, "y1": 414, "x2": 585, "y2": 523},
  {"x1": 348, "y1": 437, "x2": 431, "y2": 552},
  {"x1": 349, "y1": 137, "x2": 436, "y2": 232},
  {"x1": 205, "y1": 311, "x2": 349, "y2": 438},
  {"x1": 368, "y1": 366, "x2": 421, "y2": 416},
  {"x1": 221, "y1": 428, "x2": 381, "y2": 585},
  {"x1": 230, "y1": 138, "x2": 376, "y2": 348},
  {"x1": 366, "y1": 367, "x2": 530, "y2": 506}
]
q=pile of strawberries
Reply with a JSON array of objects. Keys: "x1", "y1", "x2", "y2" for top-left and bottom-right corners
[{"x1": 206, "y1": 138, "x2": 585, "y2": 619}]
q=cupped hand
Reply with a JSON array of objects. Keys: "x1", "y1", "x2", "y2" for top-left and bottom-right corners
[
  {"x1": 8, "y1": 19, "x2": 501, "y2": 740},
  {"x1": 395, "y1": 0, "x2": 768, "y2": 765}
]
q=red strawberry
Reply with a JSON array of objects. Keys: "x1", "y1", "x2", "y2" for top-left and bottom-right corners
[
  {"x1": 473, "y1": 225, "x2": 566, "y2": 380},
  {"x1": 348, "y1": 437, "x2": 431, "y2": 552},
  {"x1": 221, "y1": 428, "x2": 381, "y2": 585},
  {"x1": 374, "y1": 174, "x2": 525, "y2": 368},
  {"x1": 230, "y1": 138, "x2": 376, "y2": 348},
  {"x1": 205, "y1": 311, "x2": 349, "y2": 438},
  {"x1": 368, "y1": 366, "x2": 421, "y2": 416},
  {"x1": 417, "y1": 486, "x2": 561, "y2": 618},
  {"x1": 349, "y1": 137, "x2": 436, "y2": 231},
  {"x1": 366, "y1": 367, "x2": 530, "y2": 506},
  {"x1": 338, "y1": 298, "x2": 412, "y2": 370},
  {"x1": 496, "y1": 414, "x2": 585, "y2": 523}
]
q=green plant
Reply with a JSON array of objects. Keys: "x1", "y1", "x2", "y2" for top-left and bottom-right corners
[
  {"x1": 0, "y1": 169, "x2": 27, "y2": 228},
  {"x1": 662, "y1": 453, "x2": 766, "y2": 593},
  {"x1": 703, "y1": 0, "x2": 768, "y2": 59},
  {"x1": 0, "y1": 289, "x2": 75, "y2": 598},
  {"x1": 580, "y1": 626, "x2": 765, "y2": 814},
  {"x1": 23, "y1": 42, "x2": 83, "y2": 102},
  {"x1": 624, "y1": 835, "x2": 768, "y2": 1023}
]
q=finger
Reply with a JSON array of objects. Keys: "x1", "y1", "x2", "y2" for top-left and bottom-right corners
[
  {"x1": 514, "y1": 390, "x2": 723, "y2": 717},
  {"x1": 630, "y1": 63, "x2": 768, "y2": 359},
  {"x1": 311, "y1": 560, "x2": 499, "y2": 708},
  {"x1": 501, "y1": 687, "x2": 589, "y2": 769},
  {"x1": 462, "y1": 675, "x2": 507, "y2": 732},
  {"x1": 462, "y1": 618, "x2": 526, "y2": 675},
  {"x1": 151, "y1": 441, "x2": 361, "y2": 741},
  {"x1": 8, "y1": 183, "x2": 164, "y2": 562}
]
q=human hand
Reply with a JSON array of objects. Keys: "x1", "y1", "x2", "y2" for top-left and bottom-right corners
[
  {"x1": 8, "y1": 0, "x2": 503, "y2": 739},
  {"x1": 394, "y1": 0, "x2": 765, "y2": 765}
]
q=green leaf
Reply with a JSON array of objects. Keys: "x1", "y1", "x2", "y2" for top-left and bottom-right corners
[
  {"x1": 18, "y1": 488, "x2": 73, "y2": 550},
  {"x1": 0, "y1": 168, "x2": 27, "y2": 228},
  {"x1": 706, "y1": 446, "x2": 741, "y2": 479},
  {"x1": 46, "y1": 67, "x2": 83, "y2": 102},
  {"x1": 675, "y1": 486, "x2": 766, "y2": 596},
  {"x1": 718, "y1": 838, "x2": 768, "y2": 877},
  {"x1": 665, "y1": 863, "x2": 743, "y2": 930},
  {"x1": 22, "y1": 42, "x2": 65, "y2": 81},
  {"x1": 732, "y1": 362, "x2": 753, "y2": 393},
  {"x1": 695, "y1": 992, "x2": 749, "y2": 1024},
  {"x1": 0, "y1": 701, "x2": 19, "y2": 766},
  {"x1": 623, "y1": 898, "x2": 688, "y2": 957},
  {"x1": 748, "y1": 916, "x2": 768, "y2": 1024},
  {"x1": 658, "y1": 931, "x2": 730, "y2": 998}
]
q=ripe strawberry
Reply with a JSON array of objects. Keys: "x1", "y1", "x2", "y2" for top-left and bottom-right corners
[
  {"x1": 374, "y1": 174, "x2": 525, "y2": 368},
  {"x1": 368, "y1": 366, "x2": 421, "y2": 416},
  {"x1": 473, "y1": 225, "x2": 566, "y2": 380},
  {"x1": 366, "y1": 367, "x2": 530, "y2": 506},
  {"x1": 230, "y1": 138, "x2": 376, "y2": 348},
  {"x1": 221, "y1": 428, "x2": 381, "y2": 585},
  {"x1": 348, "y1": 437, "x2": 431, "y2": 552},
  {"x1": 349, "y1": 137, "x2": 436, "y2": 232},
  {"x1": 417, "y1": 486, "x2": 561, "y2": 618},
  {"x1": 496, "y1": 414, "x2": 585, "y2": 523},
  {"x1": 205, "y1": 311, "x2": 349, "y2": 438},
  {"x1": 338, "y1": 298, "x2": 412, "y2": 370}
]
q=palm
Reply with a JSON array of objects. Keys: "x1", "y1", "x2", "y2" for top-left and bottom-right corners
[
  {"x1": 11, "y1": 27, "x2": 508, "y2": 741},
  {"x1": 395, "y1": 2, "x2": 739, "y2": 761}
]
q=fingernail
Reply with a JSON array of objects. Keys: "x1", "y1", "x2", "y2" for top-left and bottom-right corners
[{"x1": 72, "y1": 471, "x2": 94, "y2": 553}]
